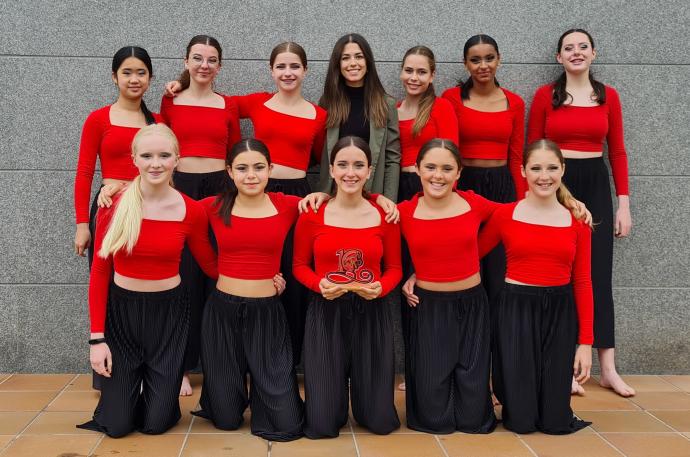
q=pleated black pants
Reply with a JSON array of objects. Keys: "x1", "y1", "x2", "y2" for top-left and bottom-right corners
[
  {"x1": 457, "y1": 165, "x2": 516, "y2": 305},
  {"x1": 492, "y1": 283, "x2": 590, "y2": 434},
  {"x1": 406, "y1": 286, "x2": 496, "y2": 434},
  {"x1": 563, "y1": 157, "x2": 615, "y2": 348},
  {"x1": 192, "y1": 289, "x2": 303, "y2": 442},
  {"x1": 174, "y1": 169, "x2": 230, "y2": 371},
  {"x1": 78, "y1": 284, "x2": 189, "y2": 437},
  {"x1": 303, "y1": 292, "x2": 400, "y2": 438},
  {"x1": 87, "y1": 186, "x2": 104, "y2": 390},
  {"x1": 265, "y1": 177, "x2": 311, "y2": 366}
]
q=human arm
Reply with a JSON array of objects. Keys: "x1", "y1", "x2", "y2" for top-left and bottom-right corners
[
  {"x1": 441, "y1": 87, "x2": 462, "y2": 146},
  {"x1": 526, "y1": 85, "x2": 550, "y2": 144},
  {"x1": 572, "y1": 222, "x2": 594, "y2": 345},
  {"x1": 477, "y1": 206, "x2": 506, "y2": 259},
  {"x1": 508, "y1": 94, "x2": 528, "y2": 198},
  {"x1": 186, "y1": 202, "x2": 219, "y2": 280},
  {"x1": 605, "y1": 88, "x2": 632, "y2": 237},
  {"x1": 163, "y1": 80, "x2": 182, "y2": 97},
  {"x1": 401, "y1": 273, "x2": 419, "y2": 307},
  {"x1": 311, "y1": 108, "x2": 327, "y2": 164},
  {"x1": 292, "y1": 213, "x2": 323, "y2": 293},
  {"x1": 377, "y1": 221, "x2": 403, "y2": 297},
  {"x1": 435, "y1": 97, "x2": 459, "y2": 145},
  {"x1": 88, "y1": 207, "x2": 115, "y2": 334},
  {"x1": 225, "y1": 95, "x2": 242, "y2": 147}
]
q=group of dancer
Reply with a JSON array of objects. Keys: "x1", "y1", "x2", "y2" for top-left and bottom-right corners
[{"x1": 73, "y1": 28, "x2": 633, "y2": 440}]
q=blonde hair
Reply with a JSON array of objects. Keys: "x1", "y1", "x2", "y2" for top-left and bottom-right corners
[
  {"x1": 98, "y1": 124, "x2": 179, "y2": 257},
  {"x1": 523, "y1": 139, "x2": 581, "y2": 217}
]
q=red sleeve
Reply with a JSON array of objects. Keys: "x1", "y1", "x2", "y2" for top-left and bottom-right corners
[
  {"x1": 312, "y1": 107, "x2": 327, "y2": 164},
  {"x1": 433, "y1": 97, "x2": 459, "y2": 144},
  {"x1": 292, "y1": 212, "x2": 322, "y2": 293},
  {"x1": 604, "y1": 87, "x2": 630, "y2": 196},
  {"x1": 527, "y1": 85, "x2": 551, "y2": 145},
  {"x1": 441, "y1": 87, "x2": 462, "y2": 145},
  {"x1": 507, "y1": 92, "x2": 527, "y2": 198},
  {"x1": 465, "y1": 190, "x2": 501, "y2": 222},
  {"x1": 223, "y1": 95, "x2": 242, "y2": 149},
  {"x1": 477, "y1": 204, "x2": 509, "y2": 258},
  {"x1": 571, "y1": 221, "x2": 594, "y2": 344},
  {"x1": 185, "y1": 201, "x2": 219, "y2": 280},
  {"x1": 159, "y1": 96, "x2": 172, "y2": 126},
  {"x1": 74, "y1": 108, "x2": 106, "y2": 223},
  {"x1": 233, "y1": 92, "x2": 271, "y2": 119},
  {"x1": 88, "y1": 206, "x2": 114, "y2": 332},
  {"x1": 379, "y1": 220, "x2": 402, "y2": 296}
]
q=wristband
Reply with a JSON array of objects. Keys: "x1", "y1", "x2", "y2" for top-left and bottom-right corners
[{"x1": 88, "y1": 338, "x2": 106, "y2": 345}]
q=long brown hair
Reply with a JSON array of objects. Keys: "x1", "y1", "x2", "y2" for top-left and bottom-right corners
[
  {"x1": 552, "y1": 29, "x2": 606, "y2": 108},
  {"x1": 269, "y1": 41, "x2": 307, "y2": 68},
  {"x1": 328, "y1": 136, "x2": 372, "y2": 199},
  {"x1": 402, "y1": 46, "x2": 437, "y2": 136},
  {"x1": 179, "y1": 35, "x2": 222, "y2": 91},
  {"x1": 320, "y1": 33, "x2": 389, "y2": 129}
]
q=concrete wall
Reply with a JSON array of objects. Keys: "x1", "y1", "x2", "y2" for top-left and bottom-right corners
[{"x1": 1, "y1": 0, "x2": 688, "y2": 373}]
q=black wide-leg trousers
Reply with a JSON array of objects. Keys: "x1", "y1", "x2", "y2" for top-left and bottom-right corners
[
  {"x1": 174, "y1": 169, "x2": 229, "y2": 371},
  {"x1": 192, "y1": 289, "x2": 303, "y2": 442},
  {"x1": 78, "y1": 284, "x2": 189, "y2": 437},
  {"x1": 492, "y1": 283, "x2": 590, "y2": 434},
  {"x1": 303, "y1": 292, "x2": 400, "y2": 439},
  {"x1": 405, "y1": 286, "x2": 497, "y2": 434}
]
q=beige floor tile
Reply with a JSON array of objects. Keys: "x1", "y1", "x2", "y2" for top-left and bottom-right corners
[
  {"x1": 521, "y1": 433, "x2": 621, "y2": 457},
  {"x1": 0, "y1": 435, "x2": 101, "y2": 457},
  {"x1": 190, "y1": 410, "x2": 252, "y2": 434},
  {"x1": 0, "y1": 392, "x2": 57, "y2": 412},
  {"x1": 620, "y1": 375, "x2": 680, "y2": 392},
  {"x1": 45, "y1": 390, "x2": 100, "y2": 412},
  {"x1": 272, "y1": 434, "x2": 356, "y2": 457},
  {"x1": 94, "y1": 433, "x2": 185, "y2": 457},
  {"x1": 0, "y1": 374, "x2": 74, "y2": 391},
  {"x1": 576, "y1": 410, "x2": 672, "y2": 432},
  {"x1": 570, "y1": 390, "x2": 640, "y2": 411},
  {"x1": 0, "y1": 375, "x2": 10, "y2": 384},
  {"x1": 0, "y1": 413, "x2": 37, "y2": 435},
  {"x1": 661, "y1": 376, "x2": 690, "y2": 392},
  {"x1": 0, "y1": 436, "x2": 14, "y2": 451},
  {"x1": 649, "y1": 410, "x2": 690, "y2": 431},
  {"x1": 631, "y1": 392, "x2": 690, "y2": 410},
  {"x1": 439, "y1": 433, "x2": 533, "y2": 457},
  {"x1": 166, "y1": 394, "x2": 200, "y2": 434},
  {"x1": 356, "y1": 434, "x2": 445, "y2": 457},
  {"x1": 180, "y1": 434, "x2": 267, "y2": 457},
  {"x1": 64, "y1": 374, "x2": 95, "y2": 391},
  {"x1": 22, "y1": 411, "x2": 96, "y2": 435},
  {"x1": 602, "y1": 432, "x2": 690, "y2": 457}
]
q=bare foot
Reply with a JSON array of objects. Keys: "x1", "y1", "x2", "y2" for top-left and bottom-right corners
[
  {"x1": 492, "y1": 392, "x2": 501, "y2": 406},
  {"x1": 180, "y1": 373, "x2": 193, "y2": 396},
  {"x1": 599, "y1": 371, "x2": 635, "y2": 397},
  {"x1": 398, "y1": 382, "x2": 406, "y2": 391},
  {"x1": 571, "y1": 377, "x2": 585, "y2": 395}
]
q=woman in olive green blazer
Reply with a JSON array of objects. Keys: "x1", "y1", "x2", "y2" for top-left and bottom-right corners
[{"x1": 318, "y1": 33, "x2": 400, "y2": 200}]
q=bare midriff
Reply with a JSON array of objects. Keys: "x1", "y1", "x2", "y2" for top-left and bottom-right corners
[
  {"x1": 114, "y1": 273, "x2": 181, "y2": 292},
  {"x1": 417, "y1": 271, "x2": 481, "y2": 292},
  {"x1": 269, "y1": 163, "x2": 307, "y2": 179},
  {"x1": 561, "y1": 150, "x2": 603, "y2": 159},
  {"x1": 217, "y1": 275, "x2": 277, "y2": 298},
  {"x1": 461, "y1": 158, "x2": 507, "y2": 168},
  {"x1": 177, "y1": 157, "x2": 226, "y2": 173}
]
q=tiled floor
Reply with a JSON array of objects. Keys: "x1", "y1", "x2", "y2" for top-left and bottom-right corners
[{"x1": 0, "y1": 374, "x2": 689, "y2": 456}]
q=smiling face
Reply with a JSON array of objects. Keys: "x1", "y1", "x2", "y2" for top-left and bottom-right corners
[
  {"x1": 330, "y1": 145, "x2": 371, "y2": 196},
  {"x1": 557, "y1": 31, "x2": 596, "y2": 75},
  {"x1": 340, "y1": 42, "x2": 367, "y2": 87},
  {"x1": 229, "y1": 150, "x2": 271, "y2": 197},
  {"x1": 400, "y1": 53, "x2": 434, "y2": 96},
  {"x1": 184, "y1": 43, "x2": 221, "y2": 86},
  {"x1": 416, "y1": 147, "x2": 461, "y2": 199},
  {"x1": 112, "y1": 56, "x2": 150, "y2": 100},
  {"x1": 133, "y1": 134, "x2": 178, "y2": 187},
  {"x1": 464, "y1": 42, "x2": 500, "y2": 85},
  {"x1": 271, "y1": 51, "x2": 306, "y2": 93},
  {"x1": 522, "y1": 147, "x2": 565, "y2": 199}
]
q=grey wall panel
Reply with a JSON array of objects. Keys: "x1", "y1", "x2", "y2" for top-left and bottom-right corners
[{"x1": 0, "y1": 290, "x2": 19, "y2": 372}]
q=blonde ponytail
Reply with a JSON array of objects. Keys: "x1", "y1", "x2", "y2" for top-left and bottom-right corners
[{"x1": 98, "y1": 175, "x2": 144, "y2": 257}]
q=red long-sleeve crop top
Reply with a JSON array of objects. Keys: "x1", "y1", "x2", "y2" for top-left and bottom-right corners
[
  {"x1": 293, "y1": 202, "x2": 402, "y2": 297},
  {"x1": 74, "y1": 106, "x2": 163, "y2": 223},
  {"x1": 160, "y1": 94, "x2": 241, "y2": 160},
  {"x1": 398, "y1": 190, "x2": 498, "y2": 282},
  {"x1": 398, "y1": 97, "x2": 459, "y2": 167},
  {"x1": 202, "y1": 192, "x2": 300, "y2": 279},
  {"x1": 477, "y1": 202, "x2": 593, "y2": 344},
  {"x1": 88, "y1": 192, "x2": 218, "y2": 332},
  {"x1": 233, "y1": 92, "x2": 327, "y2": 171},
  {"x1": 527, "y1": 84, "x2": 629, "y2": 196},
  {"x1": 442, "y1": 87, "x2": 526, "y2": 196}
]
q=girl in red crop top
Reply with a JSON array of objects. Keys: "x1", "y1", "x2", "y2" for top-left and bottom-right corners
[
  {"x1": 440, "y1": 35, "x2": 526, "y2": 318},
  {"x1": 73, "y1": 47, "x2": 160, "y2": 264},
  {"x1": 397, "y1": 139, "x2": 497, "y2": 434},
  {"x1": 293, "y1": 136, "x2": 401, "y2": 438},
  {"x1": 190, "y1": 138, "x2": 318, "y2": 441},
  {"x1": 527, "y1": 29, "x2": 634, "y2": 398},
  {"x1": 79, "y1": 124, "x2": 218, "y2": 438},
  {"x1": 476, "y1": 139, "x2": 593, "y2": 435}
]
